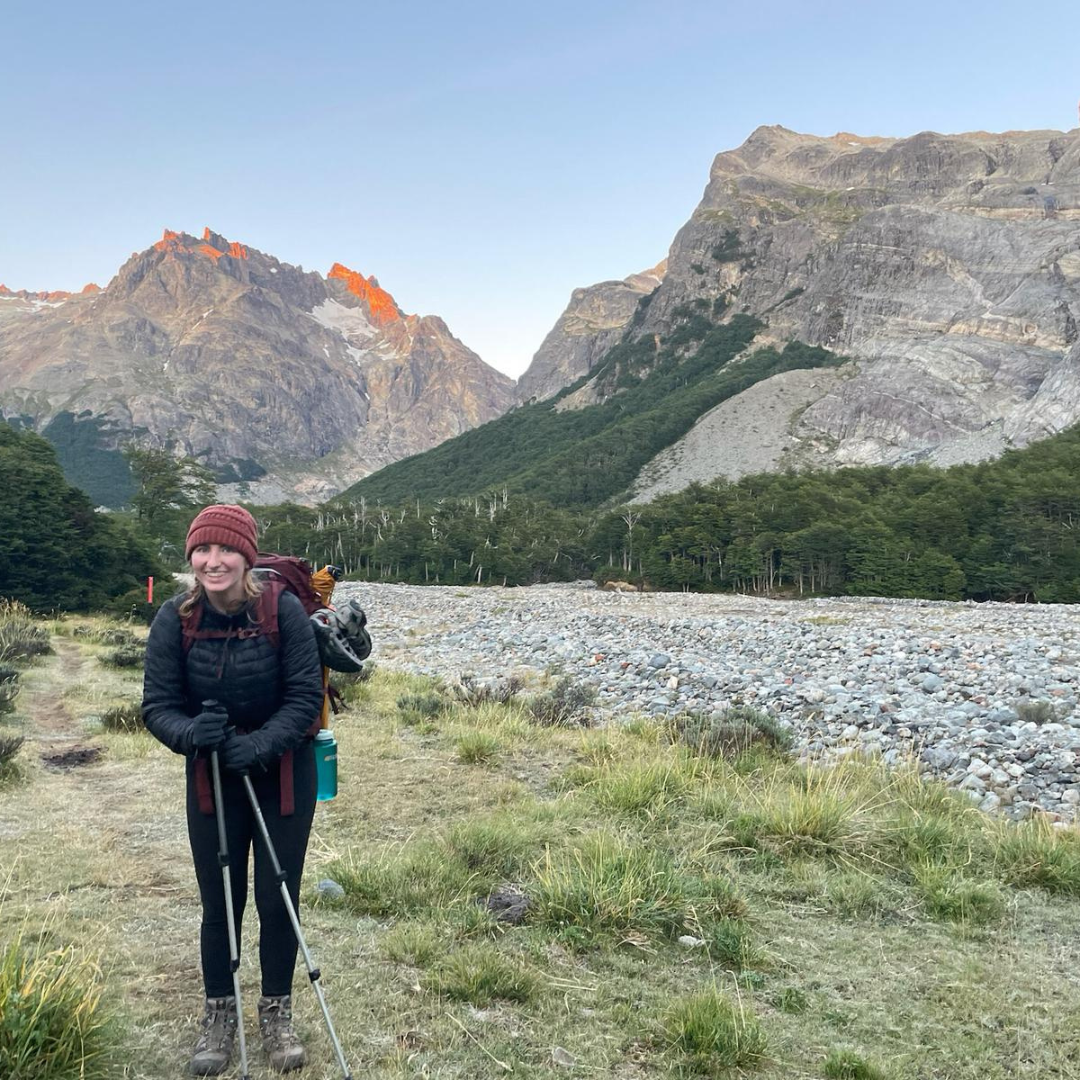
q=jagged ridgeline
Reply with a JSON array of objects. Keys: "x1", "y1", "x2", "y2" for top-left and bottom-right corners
[{"x1": 337, "y1": 309, "x2": 840, "y2": 509}]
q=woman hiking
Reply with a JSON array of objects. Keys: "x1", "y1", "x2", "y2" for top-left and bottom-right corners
[{"x1": 142, "y1": 504, "x2": 324, "y2": 1075}]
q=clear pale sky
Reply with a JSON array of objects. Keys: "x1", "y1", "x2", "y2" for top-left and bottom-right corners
[{"x1": 3, "y1": 1, "x2": 1078, "y2": 378}]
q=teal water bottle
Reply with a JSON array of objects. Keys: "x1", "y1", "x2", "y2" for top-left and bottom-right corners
[{"x1": 314, "y1": 729, "x2": 338, "y2": 801}]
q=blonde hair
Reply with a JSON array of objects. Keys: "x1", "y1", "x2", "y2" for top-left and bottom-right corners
[{"x1": 177, "y1": 569, "x2": 264, "y2": 619}]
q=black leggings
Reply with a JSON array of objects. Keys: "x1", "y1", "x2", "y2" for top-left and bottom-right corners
[{"x1": 186, "y1": 745, "x2": 316, "y2": 998}]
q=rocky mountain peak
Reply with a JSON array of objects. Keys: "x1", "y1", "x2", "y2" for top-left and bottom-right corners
[
  {"x1": 0, "y1": 228, "x2": 513, "y2": 505},
  {"x1": 328, "y1": 262, "x2": 403, "y2": 327}
]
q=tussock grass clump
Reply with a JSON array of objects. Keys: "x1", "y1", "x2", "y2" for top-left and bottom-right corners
[
  {"x1": 0, "y1": 731, "x2": 25, "y2": 777},
  {"x1": 0, "y1": 599, "x2": 52, "y2": 664},
  {"x1": 445, "y1": 816, "x2": 543, "y2": 879},
  {"x1": 705, "y1": 918, "x2": 759, "y2": 970},
  {"x1": 455, "y1": 730, "x2": 502, "y2": 765},
  {"x1": 531, "y1": 831, "x2": 742, "y2": 939},
  {"x1": 99, "y1": 701, "x2": 145, "y2": 733},
  {"x1": 422, "y1": 943, "x2": 537, "y2": 1004},
  {"x1": 772, "y1": 986, "x2": 809, "y2": 1014},
  {"x1": 993, "y1": 816, "x2": 1080, "y2": 895},
  {"x1": 824, "y1": 1046, "x2": 889, "y2": 1079},
  {"x1": 660, "y1": 988, "x2": 768, "y2": 1071},
  {"x1": 382, "y1": 921, "x2": 446, "y2": 966},
  {"x1": 825, "y1": 872, "x2": 892, "y2": 917},
  {"x1": 913, "y1": 865, "x2": 1005, "y2": 925},
  {"x1": 328, "y1": 842, "x2": 477, "y2": 917},
  {"x1": 0, "y1": 675, "x2": 19, "y2": 715},
  {"x1": 0, "y1": 936, "x2": 116, "y2": 1080},
  {"x1": 526, "y1": 675, "x2": 596, "y2": 727},
  {"x1": 586, "y1": 758, "x2": 697, "y2": 816},
  {"x1": 670, "y1": 706, "x2": 792, "y2": 759}
]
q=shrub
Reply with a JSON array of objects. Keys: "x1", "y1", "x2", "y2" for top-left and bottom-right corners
[
  {"x1": 453, "y1": 673, "x2": 523, "y2": 708},
  {"x1": 100, "y1": 702, "x2": 145, "y2": 733},
  {"x1": 526, "y1": 675, "x2": 596, "y2": 728},
  {"x1": 0, "y1": 936, "x2": 116, "y2": 1080},
  {"x1": 422, "y1": 943, "x2": 536, "y2": 1004},
  {"x1": 824, "y1": 1046, "x2": 888, "y2": 1079},
  {"x1": 104, "y1": 588, "x2": 162, "y2": 626},
  {"x1": 455, "y1": 731, "x2": 502, "y2": 766},
  {"x1": 0, "y1": 599, "x2": 52, "y2": 664},
  {"x1": 1015, "y1": 699, "x2": 1059, "y2": 725},
  {"x1": 91, "y1": 627, "x2": 138, "y2": 647},
  {"x1": 397, "y1": 691, "x2": 450, "y2": 727},
  {"x1": 661, "y1": 988, "x2": 768, "y2": 1071},
  {"x1": 100, "y1": 645, "x2": 145, "y2": 669},
  {"x1": 670, "y1": 706, "x2": 792, "y2": 759}
]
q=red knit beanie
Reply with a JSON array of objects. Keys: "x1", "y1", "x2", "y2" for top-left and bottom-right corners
[{"x1": 185, "y1": 504, "x2": 259, "y2": 568}]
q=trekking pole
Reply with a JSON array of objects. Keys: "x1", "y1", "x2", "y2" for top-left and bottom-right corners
[
  {"x1": 239, "y1": 772, "x2": 353, "y2": 1080},
  {"x1": 210, "y1": 750, "x2": 251, "y2": 1080}
]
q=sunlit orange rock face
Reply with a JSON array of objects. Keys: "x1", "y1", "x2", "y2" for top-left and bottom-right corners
[
  {"x1": 81, "y1": 283, "x2": 101, "y2": 294},
  {"x1": 328, "y1": 262, "x2": 401, "y2": 327},
  {"x1": 155, "y1": 228, "x2": 248, "y2": 261}
]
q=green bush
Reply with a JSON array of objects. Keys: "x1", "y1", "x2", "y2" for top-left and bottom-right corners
[
  {"x1": 103, "y1": 587, "x2": 162, "y2": 626},
  {"x1": 397, "y1": 691, "x2": 451, "y2": 726},
  {"x1": 100, "y1": 645, "x2": 144, "y2": 669},
  {"x1": 670, "y1": 706, "x2": 792, "y2": 759},
  {"x1": 526, "y1": 675, "x2": 596, "y2": 728}
]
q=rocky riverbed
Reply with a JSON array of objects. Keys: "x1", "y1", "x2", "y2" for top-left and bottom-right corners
[{"x1": 335, "y1": 581, "x2": 1080, "y2": 821}]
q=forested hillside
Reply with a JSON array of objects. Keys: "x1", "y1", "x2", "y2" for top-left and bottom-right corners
[
  {"x1": 261, "y1": 423, "x2": 1080, "y2": 602},
  {"x1": 341, "y1": 308, "x2": 841, "y2": 509}
]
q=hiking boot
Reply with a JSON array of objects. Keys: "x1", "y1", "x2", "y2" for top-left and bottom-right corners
[
  {"x1": 258, "y1": 994, "x2": 306, "y2": 1072},
  {"x1": 189, "y1": 996, "x2": 238, "y2": 1076}
]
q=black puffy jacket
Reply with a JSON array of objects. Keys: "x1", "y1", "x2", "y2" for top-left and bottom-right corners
[{"x1": 142, "y1": 590, "x2": 324, "y2": 766}]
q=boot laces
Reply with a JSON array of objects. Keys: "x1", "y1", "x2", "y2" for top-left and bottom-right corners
[{"x1": 196, "y1": 996, "x2": 237, "y2": 1052}]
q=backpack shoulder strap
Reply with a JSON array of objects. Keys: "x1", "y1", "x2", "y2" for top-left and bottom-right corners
[
  {"x1": 255, "y1": 579, "x2": 287, "y2": 649},
  {"x1": 180, "y1": 600, "x2": 205, "y2": 655}
]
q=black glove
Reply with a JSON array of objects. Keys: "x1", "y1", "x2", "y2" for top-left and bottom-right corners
[
  {"x1": 191, "y1": 701, "x2": 228, "y2": 754},
  {"x1": 221, "y1": 730, "x2": 262, "y2": 774}
]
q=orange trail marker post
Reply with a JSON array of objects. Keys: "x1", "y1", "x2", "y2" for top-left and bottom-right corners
[{"x1": 147, "y1": 577, "x2": 154, "y2": 604}]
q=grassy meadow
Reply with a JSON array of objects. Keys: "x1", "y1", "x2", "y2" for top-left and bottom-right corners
[{"x1": 2, "y1": 602, "x2": 1080, "y2": 1078}]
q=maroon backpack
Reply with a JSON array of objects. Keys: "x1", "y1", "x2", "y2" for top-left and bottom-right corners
[{"x1": 180, "y1": 553, "x2": 326, "y2": 816}]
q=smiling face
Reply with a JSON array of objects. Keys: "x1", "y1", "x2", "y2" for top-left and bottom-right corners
[{"x1": 190, "y1": 543, "x2": 248, "y2": 609}]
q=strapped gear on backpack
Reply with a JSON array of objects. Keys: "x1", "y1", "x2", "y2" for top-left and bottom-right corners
[{"x1": 310, "y1": 602, "x2": 371, "y2": 672}]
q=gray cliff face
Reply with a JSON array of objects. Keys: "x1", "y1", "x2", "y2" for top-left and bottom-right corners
[
  {"x1": 514, "y1": 263, "x2": 665, "y2": 403},
  {"x1": 637, "y1": 126, "x2": 1080, "y2": 489},
  {"x1": 525, "y1": 126, "x2": 1080, "y2": 497},
  {"x1": 0, "y1": 229, "x2": 514, "y2": 504}
]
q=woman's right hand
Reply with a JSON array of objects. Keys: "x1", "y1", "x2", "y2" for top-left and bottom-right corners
[{"x1": 191, "y1": 703, "x2": 228, "y2": 752}]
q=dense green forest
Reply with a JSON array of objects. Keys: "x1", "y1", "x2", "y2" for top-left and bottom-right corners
[
  {"x1": 340, "y1": 308, "x2": 841, "y2": 509},
  {"x1": 0, "y1": 426, "x2": 162, "y2": 611},
  {"x1": 250, "y1": 423, "x2": 1080, "y2": 602},
  {"x1": 5, "y1": 387, "x2": 1080, "y2": 609}
]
